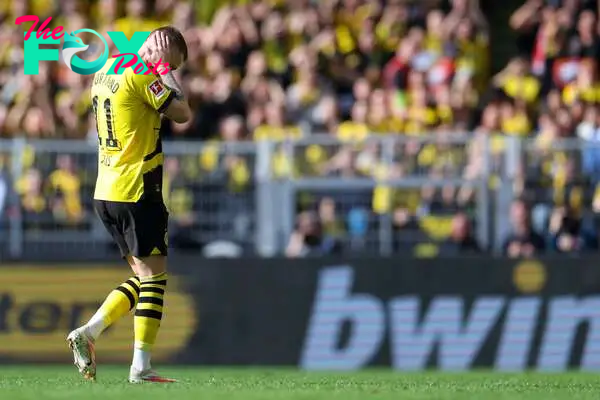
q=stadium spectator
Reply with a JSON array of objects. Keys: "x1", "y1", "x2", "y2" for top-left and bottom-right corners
[
  {"x1": 47, "y1": 154, "x2": 84, "y2": 225},
  {"x1": 15, "y1": 168, "x2": 50, "y2": 229},
  {"x1": 497, "y1": 0, "x2": 600, "y2": 253},
  {"x1": 347, "y1": 207, "x2": 369, "y2": 251},
  {"x1": 163, "y1": 156, "x2": 203, "y2": 250},
  {"x1": 510, "y1": 0, "x2": 559, "y2": 77},
  {"x1": 318, "y1": 197, "x2": 345, "y2": 239},
  {"x1": 114, "y1": 0, "x2": 164, "y2": 39},
  {"x1": 492, "y1": 57, "x2": 540, "y2": 106},
  {"x1": 547, "y1": 205, "x2": 597, "y2": 253},
  {"x1": 0, "y1": 0, "x2": 484, "y2": 142},
  {"x1": 163, "y1": 156, "x2": 194, "y2": 224},
  {"x1": 577, "y1": 104, "x2": 600, "y2": 181},
  {"x1": 525, "y1": 155, "x2": 593, "y2": 236},
  {"x1": 445, "y1": 0, "x2": 488, "y2": 34},
  {"x1": 502, "y1": 199, "x2": 546, "y2": 258},
  {"x1": 286, "y1": 211, "x2": 341, "y2": 257},
  {"x1": 2, "y1": 0, "x2": 550, "y2": 257},
  {"x1": 438, "y1": 212, "x2": 481, "y2": 255}
]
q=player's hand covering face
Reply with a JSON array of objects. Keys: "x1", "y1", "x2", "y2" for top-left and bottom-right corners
[
  {"x1": 141, "y1": 32, "x2": 168, "y2": 64},
  {"x1": 143, "y1": 32, "x2": 184, "y2": 72}
]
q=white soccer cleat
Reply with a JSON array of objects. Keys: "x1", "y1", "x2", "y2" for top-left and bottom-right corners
[
  {"x1": 129, "y1": 367, "x2": 177, "y2": 383},
  {"x1": 67, "y1": 328, "x2": 97, "y2": 381}
]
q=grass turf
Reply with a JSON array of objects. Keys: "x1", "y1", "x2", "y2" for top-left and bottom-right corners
[{"x1": 0, "y1": 366, "x2": 599, "y2": 400}]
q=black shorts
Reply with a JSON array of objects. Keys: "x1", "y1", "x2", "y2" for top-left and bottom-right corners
[{"x1": 94, "y1": 199, "x2": 169, "y2": 258}]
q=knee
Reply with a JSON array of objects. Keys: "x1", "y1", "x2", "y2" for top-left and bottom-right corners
[{"x1": 130, "y1": 255, "x2": 167, "y2": 278}]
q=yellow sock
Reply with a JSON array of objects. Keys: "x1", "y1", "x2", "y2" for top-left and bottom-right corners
[
  {"x1": 85, "y1": 276, "x2": 140, "y2": 339},
  {"x1": 134, "y1": 272, "x2": 167, "y2": 351}
]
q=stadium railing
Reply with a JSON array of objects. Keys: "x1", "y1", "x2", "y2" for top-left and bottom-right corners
[{"x1": 1, "y1": 133, "x2": 564, "y2": 260}]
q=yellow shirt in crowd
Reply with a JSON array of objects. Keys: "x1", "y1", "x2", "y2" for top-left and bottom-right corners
[
  {"x1": 562, "y1": 83, "x2": 600, "y2": 105},
  {"x1": 501, "y1": 76, "x2": 540, "y2": 103},
  {"x1": 337, "y1": 122, "x2": 369, "y2": 142}
]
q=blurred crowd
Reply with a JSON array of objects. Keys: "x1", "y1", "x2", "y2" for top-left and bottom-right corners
[
  {"x1": 496, "y1": 0, "x2": 600, "y2": 257},
  {"x1": 0, "y1": 0, "x2": 488, "y2": 140},
  {"x1": 2, "y1": 0, "x2": 600, "y2": 257}
]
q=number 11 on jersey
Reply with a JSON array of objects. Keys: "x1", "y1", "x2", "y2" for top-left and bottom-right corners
[{"x1": 93, "y1": 95, "x2": 122, "y2": 150}]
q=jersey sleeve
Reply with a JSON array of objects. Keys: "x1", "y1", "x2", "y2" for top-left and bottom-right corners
[{"x1": 129, "y1": 71, "x2": 176, "y2": 113}]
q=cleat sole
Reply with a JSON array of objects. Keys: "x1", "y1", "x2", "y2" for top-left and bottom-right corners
[
  {"x1": 67, "y1": 335, "x2": 96, "y2": 382},
  {"x1": 129, "y1": 375, "x2": 177, "y2": 384}
]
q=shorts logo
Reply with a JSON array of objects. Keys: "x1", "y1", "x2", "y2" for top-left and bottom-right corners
[
  {"x1": 164, "y1": 231, "x2": 169, "y2": 247},
  {"x1": 149, "y1": 80, "x2": 166, "y2": 98}
]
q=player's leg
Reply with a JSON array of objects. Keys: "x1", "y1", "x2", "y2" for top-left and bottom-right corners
[
  {"x1": 128, "y1": 255, "x2": 173, "y2": 382},
  {"x1": 131, "y1": 255, "x2": 168, "y2": 372},
  {"x1": 68, "y1": 201, "x2": 138, "y2": 381},
  {"x1": 68, "y1": 271, "x2": 140, "y2": 380},
  {"x1": 82, "y1": 273, "x2": 141, "y2": 339},
  {"x1": 125, "y1": 200, "x2": 174, "y2": 383}
]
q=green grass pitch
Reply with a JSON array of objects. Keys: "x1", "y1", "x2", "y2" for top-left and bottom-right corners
[{"x1": 1, "y1": 366, "x2": 599, "y2": 399}]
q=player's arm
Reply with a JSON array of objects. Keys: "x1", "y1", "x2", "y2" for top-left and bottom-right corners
[
  {"x1": 132, "y1": 71, "x2": 190, "y2": 123},
  {"x1": 160, "y1": 71, "x2": 192, "y2": 123}
]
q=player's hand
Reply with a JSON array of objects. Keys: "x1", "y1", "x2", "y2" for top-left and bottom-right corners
[
  {"x1": 143, "y1": 31, "x2": 171, "y2": 66},
  {"x1": 152, "y1": 31, "x2": 170, "y2": 55}
]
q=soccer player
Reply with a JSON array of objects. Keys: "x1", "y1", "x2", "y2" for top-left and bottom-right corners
[{"x1": 66, "y1": 27, "x2": 191, "y2": 383}]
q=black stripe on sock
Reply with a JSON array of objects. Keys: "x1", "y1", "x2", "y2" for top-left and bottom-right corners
[
  {"x1": 124, "y1": 279, "x2": 141, "y2": 295},
  {"x1": 134, "y1": 309, "x2": 163, "y2": 320},
  {"x1": 138, "y1": 296, "x2": 164, "y2": 306},
  {"x1": 116, "y1": 286, "x2": 136, "y2": 310},
  {"x1": 141, "y1": 279, "x2": 167, "y2": 286},
  {"x1": 125, "y1": 279, "x2": 139, "y2": 287},
  {"x1": 140, "y1": 286, "x2": 165, "y2": 295}
]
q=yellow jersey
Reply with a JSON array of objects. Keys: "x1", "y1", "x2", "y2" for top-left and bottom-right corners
[{"x1": 91, "y1": 59, "x2": 175, "y2": 202}]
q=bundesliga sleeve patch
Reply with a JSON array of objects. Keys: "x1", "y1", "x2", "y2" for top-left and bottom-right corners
[{"x1": 148, "y1": 80, "x2": 166, "y2": 98}]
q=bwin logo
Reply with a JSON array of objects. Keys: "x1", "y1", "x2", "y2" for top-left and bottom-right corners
[
  {"x1": 301, "y1": 266, "x2": 600, "y2": 371},
  {"x1": 62, "y1": 29, "x2": 109, "y2": 75}
]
